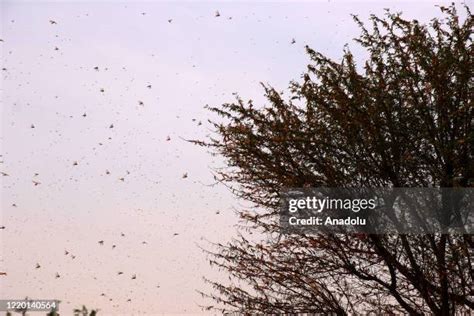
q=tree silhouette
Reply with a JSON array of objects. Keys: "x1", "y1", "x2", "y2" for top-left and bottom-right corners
[
  {"x1": 72, "y1": 306, "x2": 97, "y2": 316},
  {"x1": 197, "y1": 4, "x2": 473, "y2": 315}
]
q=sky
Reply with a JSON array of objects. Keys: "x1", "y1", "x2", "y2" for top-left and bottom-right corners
[{"x1": 0, "y1": 0, "x2": 467, "y2": 315}]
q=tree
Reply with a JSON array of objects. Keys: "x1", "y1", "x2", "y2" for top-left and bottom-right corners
[
  {"x1": 196, "y1": 4, "x2": 473, "y2": 315},
  {"x1": 73, "y1": 306, "x2": 98, "y2": 316}
]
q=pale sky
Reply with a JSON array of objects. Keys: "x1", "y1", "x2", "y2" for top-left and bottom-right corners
[{"x1": 0, "y1": 0, "x2": 464, "y2": 315}]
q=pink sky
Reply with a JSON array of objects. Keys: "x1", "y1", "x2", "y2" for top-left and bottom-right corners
[{"x1": 0, "y1": 0, "x2": 458, "y2": 314}]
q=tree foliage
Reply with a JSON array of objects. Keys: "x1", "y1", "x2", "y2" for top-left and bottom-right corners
[{"x1": 197, "y1": 4, "x2": 473, "y2": 315}]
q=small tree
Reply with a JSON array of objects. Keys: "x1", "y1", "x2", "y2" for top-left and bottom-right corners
[
  {"x1": 197, "y1": 4, "x2": 473, "y2": 315},
  {"x1": 73, "y1": 306, "x2": 97, "y2": 316}
]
